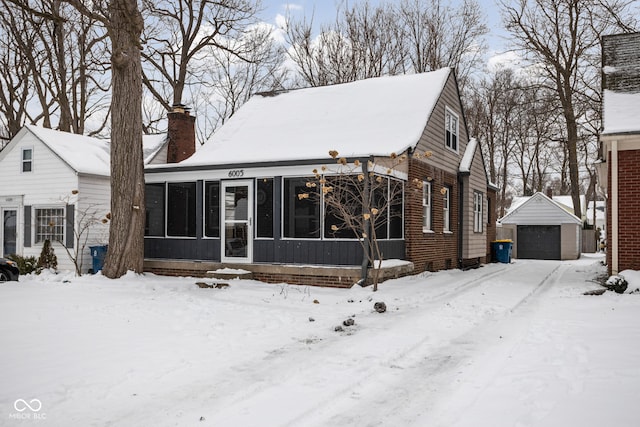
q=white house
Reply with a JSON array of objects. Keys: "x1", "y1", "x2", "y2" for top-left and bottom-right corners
[{"x1": 0, "y1": 125, "x2": 169, "y2": 272}]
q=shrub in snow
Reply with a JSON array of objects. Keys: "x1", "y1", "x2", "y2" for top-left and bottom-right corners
[
  {"x1": 7, "y1": 254, "x2": 38, "y2": 275},
  {"x1": 605, "y1": 275, "x2": 628, "y2": 294},
  {"x1": 37, "y1": 239, "x2": 58, "y2": 272}
]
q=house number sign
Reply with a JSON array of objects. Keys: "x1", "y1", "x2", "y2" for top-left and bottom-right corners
[{"x1": 228, "y1": 169, "x2": 244, "y2": 178}]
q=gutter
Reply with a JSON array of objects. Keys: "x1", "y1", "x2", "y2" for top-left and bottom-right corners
[
  {"x1": 612, "y1": 140, "x2": 619, "y2": 274},
  {"x1": 457, "y1": 175, "x2": 464, "y2": 269}
]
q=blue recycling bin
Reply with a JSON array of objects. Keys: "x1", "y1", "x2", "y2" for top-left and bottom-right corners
[
  {"x1": 89, "y1": 245, "x2": 108, "y2": 273},
  {"x1": 492, "y1": 240, "x2": 512, "y2": 263}
]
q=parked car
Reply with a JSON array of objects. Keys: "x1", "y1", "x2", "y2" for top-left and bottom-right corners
[{"x1": 0, "y1": 258, "x2": 19, "y2": 282}]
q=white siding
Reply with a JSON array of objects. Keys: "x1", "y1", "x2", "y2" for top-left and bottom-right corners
[
  {"x1": 76, "y1": 175, "x2": 111, "y2": 273},
  {"x1": 500, "y1": 193, "x2": 581, "y2": 226},
  {"x1": 0, "y1": 130, "x2": 79, "y2": 271}
]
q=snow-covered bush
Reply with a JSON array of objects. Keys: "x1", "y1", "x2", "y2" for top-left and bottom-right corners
[{"x1": 605, "y1": 275, "x2": 628, "y2": 294}]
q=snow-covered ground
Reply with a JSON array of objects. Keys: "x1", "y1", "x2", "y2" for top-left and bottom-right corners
[{"x1": 2, "y1": 254, "x2": 640, "y2": 427}]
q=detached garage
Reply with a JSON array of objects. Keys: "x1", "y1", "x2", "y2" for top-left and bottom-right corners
[{"x1": 498, "y1": 192, "x2": 582, "y2": 260}]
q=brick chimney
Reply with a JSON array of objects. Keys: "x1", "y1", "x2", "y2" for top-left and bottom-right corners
[
  {"x1": 167, "y1": 103, "x2": 196, "y2": 163},
  {"x1": 546, "y1": 187, "x2": 553, "y2": 199}
]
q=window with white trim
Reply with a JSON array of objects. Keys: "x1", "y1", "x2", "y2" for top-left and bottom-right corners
[
  {"x1": 35, "y1": 208, "x2": 64, "y2": 243},
  {"x1": 22, "y1": 148, "x2": 33, "y2": 172},
  {"x1": 445, "y1": 108, "x2": 459, "y2": 152},
  {"x1": 423, "y1": 181, "x2": 432, "y2": 231},
  {"x1": 474, "y1": 191, "x2": 483, "y2": 233},
  {"x1": 443, "y1": 186, "x2": 451, "y2": 232}
]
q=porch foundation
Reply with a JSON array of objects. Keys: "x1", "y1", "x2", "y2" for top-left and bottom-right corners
[{"x1": 144, "y1": 259, "x2": 414, "y2": 288}]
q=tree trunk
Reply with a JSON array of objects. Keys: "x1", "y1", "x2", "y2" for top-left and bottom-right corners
[{"x1": 102, "y1": 0, "x2": 145, "y2": 278}]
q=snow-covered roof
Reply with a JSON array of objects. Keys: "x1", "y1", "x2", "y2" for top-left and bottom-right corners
[
  {"x1": 459, "y1": 137, "x2": 478, "y2": 173},
  {"x1": 179, "y1": 68, "x2": 452, "y2": 166},
  {"x1": 22, "y1": 125, "x2": 167, "y2": 176},
  {"x1": 500, "y1": 192, "x2": 582, "y2": 225},
  {"x1": 507, "y1": 194, "x2": 585, "y2": 216},
  {"x1": 602, "y1": 89, "x2": 640, "y2": 135}
]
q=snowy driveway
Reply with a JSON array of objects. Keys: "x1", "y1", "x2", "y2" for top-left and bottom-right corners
[{"x1": 2, "y1": 255, "x2": 640, "y2": 426}]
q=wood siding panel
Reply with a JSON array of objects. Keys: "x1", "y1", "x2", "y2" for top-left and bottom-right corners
[
  {"x1": 415, "y1": 74, "x2": 468, "y2": 174},
  {"x1": 462, "y1": 145, "x2": 489, "y2": 259}
]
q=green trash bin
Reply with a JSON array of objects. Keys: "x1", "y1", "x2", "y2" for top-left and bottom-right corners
[{"x1": 492, "y1": 240, "x2": 512, "y2": 263}]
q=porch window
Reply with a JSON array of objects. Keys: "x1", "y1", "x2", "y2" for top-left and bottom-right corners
[
  {"x1": 145, "y1": 183, "x2": 165, "y2": 237},
  {"x1": 283, "y1": 177, "x2": 320, "y2": 238},
  {"x1": 22, "y1": 148, "x2": 33, "y2": 172},
  {"x1": 445, "y1": 108, "x2": 459, "y2": 152},
  {"x1": 35, "y1": 208, "x2": 64, "y2": 243},
  {"x1": 324, "y1": 176, "x2": 360, "y2": 239},
  {"x1": 204, "y1": 182, "x2": 220, "y2": 238},
  {"x1": 256, "y1": 178, "x2": 274, "y2": 238},
  {"x1": 387, "y1": 178, "x2": 404, "y2": 239},
  {"x1": 474, "y1": 191, "x2": 483, "y2": 233},
  {"x1": 443, "y1": 186, "x2": 451, "y2": 232},
  {"x1": 167, "y1": 182, "x2": 196, "y2": 237},
  {"x1": 423, "y1": 181, "x2": 432, "y2": 231}
]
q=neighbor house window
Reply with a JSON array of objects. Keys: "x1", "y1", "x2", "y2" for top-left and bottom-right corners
[
  {"x1": 22, "y1": 148, "x2": 33, "y2": 172},
  {"x1": 474, "y1": 191, "x2": 483, "y2": 233},
  {"x1": 423, "y1": 181, "x2": 432, "y2": 231},
  {"x1": 445, "y1": 108, "x2": 459, "y2": 152},
  {"x1": 443, "y1": 186, "x2": 451, "y2": 232},
  {"x1": 256, "y1": 178, "x2": 274, "y2": 238},
  {"x1": 167, "y1": 182, "x2": 196, "y2": 237},
  {"x1": 204, "y1": 182, "x2": 220, "y2": 238},
  {"x1": 283, "y1": 177, "x2": 320, "y2": 238},
  {"x1": 35, "y1": 208, "x2": 64, "y2": 243},
  {"x1": 145, "y1": 183, "x2": 165, "y2": 237}
]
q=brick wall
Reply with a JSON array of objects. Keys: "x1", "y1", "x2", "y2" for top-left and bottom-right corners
[
  {"x1": 405, "y1": 158, "x2": 459, "y2": 273},
  {"x1": 607, "y1": 149, "x2": 640, "y2": 274},
  {"x1": 616, "y1": 149, "x2": 640, "y2": 272}
]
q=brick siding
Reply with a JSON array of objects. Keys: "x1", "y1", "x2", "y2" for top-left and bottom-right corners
[
  {"x1": 607, "y1": 149, "x2": 640, "y2": 273},
  {"x1": 405, "y1": 158, "x2": 459, "y2": 273}
]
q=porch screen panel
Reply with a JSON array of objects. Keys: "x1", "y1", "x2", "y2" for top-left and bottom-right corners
[
  {"x1": 167, "y1": 182, "x2": 196, "y2": 237},
  {"x1": 389, "y1": 179, "x2": 404, "y2": 238},
  {"x1": 324, "y1": 176, "x2": 360, "y2": 239},
  {"x1": 283, "y1": 177, "x2": 320, "y2": 238},
  {"x1": 145, "y1": 183, "x2": 165, "y2": 237},
  {"x1": 204, "y1": 182, "x2": 220, "y2": 237},
  {"x1": 256, "y1": 178, "x2": 274, "y2": 238}
]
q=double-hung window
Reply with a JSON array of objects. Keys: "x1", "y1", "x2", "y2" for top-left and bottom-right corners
[
  {"x1": 22, "y1": 148, "x2": 33, "y2": 172},
  {"x1": 35, "y1": 208, "x2": 64, "y2": 243},
  {"x1": 474, "y1": 192, "x2": 483, "y2": 233},
  {"x1": 443, "y1": 186, "x2": 451, "y2": 232},
  {"x1": 423, "y1": 181, "x2": 432, "y2": 232},
  {"x1": 445, "y1": 108, "x2": 459, "y2": 152}
]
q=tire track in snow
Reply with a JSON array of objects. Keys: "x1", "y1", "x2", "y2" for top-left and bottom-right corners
[{"x1": 287, "y1": 261, "x2": 567, "y2": 427}]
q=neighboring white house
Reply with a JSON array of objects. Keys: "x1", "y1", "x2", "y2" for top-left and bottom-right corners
[
  {"x1": 0, "y1": 125, "x2": 168, "y2": 272},
  {"x1": 498, "y1": 192, "x2": 582, "y2": 260}
]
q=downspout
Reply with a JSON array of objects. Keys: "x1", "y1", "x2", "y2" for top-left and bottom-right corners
[
  {"x1": 360, "y1": 158, "x2": 371, "y2": 284},
  {"x1": 611, "y1": 140, "x2": 619, "y2": 274},
  {"x1": 458, "y1": 176, "x2": 464, "y2": 269}
]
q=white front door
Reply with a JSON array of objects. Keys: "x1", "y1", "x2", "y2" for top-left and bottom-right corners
[{"x1": 221, "y1": 180, "x2": 253, "y2": 263}]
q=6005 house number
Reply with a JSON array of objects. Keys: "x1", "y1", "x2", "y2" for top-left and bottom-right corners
[{"x1": 228, "y1": 170, "x2": 244, "y2": 178}]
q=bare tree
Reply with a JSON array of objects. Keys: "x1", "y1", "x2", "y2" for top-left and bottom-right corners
[
  {"x1": 196, "y1": 22, "x2": 287, "y2": 139},
  {"x1": 0, "y1": 0, "x2": 110, "y2": 137},
  {"x1": 500, "y1": 0, "x2": 638, "y2": 216},
  {"x1": 140, "y1": 0, "x2": 261, "y2": 128},
  {"x1": 285, "y1": 0, "x2": 487, "y2": 90}
]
